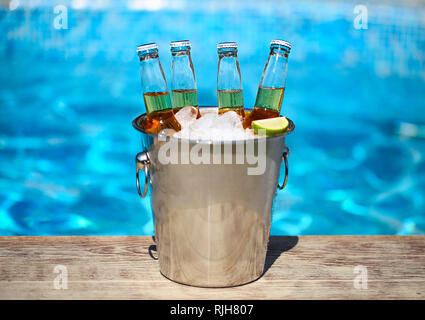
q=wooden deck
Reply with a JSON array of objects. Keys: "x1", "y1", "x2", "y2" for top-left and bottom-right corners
[{"x1": 0, "y1": 236, "x2": 424, "y2": 299}]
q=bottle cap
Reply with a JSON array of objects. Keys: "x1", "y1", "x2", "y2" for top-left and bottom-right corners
[
  {"x1": 170, "y1": 40, "x2": 191, "y2": 48},
  {"x1": 270, "y1": 39, "x2": 291, "y2": 50},
  {"x1": 136, "y1": 43, "x2": 158, "y2": 52},
  {"x1": 217, "y1": 42, "x2": 238, "y2": 49}
]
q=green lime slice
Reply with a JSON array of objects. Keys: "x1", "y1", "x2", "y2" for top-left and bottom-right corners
[{"x1": 252, "y1": 117, "x2": 289, "y2": 136}]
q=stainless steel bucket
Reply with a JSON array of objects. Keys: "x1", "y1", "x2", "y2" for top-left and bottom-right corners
[{"x1": 132, "y1": 107, "x2": 294, "y2": 287}]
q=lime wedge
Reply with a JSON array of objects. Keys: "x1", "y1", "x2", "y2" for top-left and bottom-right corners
[{"x1": 252, "y1": 117, "x2": 289, "y2": 136}]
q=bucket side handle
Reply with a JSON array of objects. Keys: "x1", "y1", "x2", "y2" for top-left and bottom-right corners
[
  {"x1": 277, "y1": 146, "x2": 289, "y2": 190},
  {"x1": 136, "y1": 151, "x2": 150, "y2": 198}
]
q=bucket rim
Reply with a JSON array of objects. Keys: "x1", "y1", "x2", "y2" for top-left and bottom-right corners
[{"x1": 132, "y1": 106, "x2": 295, "y2": 144}]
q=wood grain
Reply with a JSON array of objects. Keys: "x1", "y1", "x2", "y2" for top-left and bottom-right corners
[{"x1": 0, "y1": 236, "x2": 424, "y2": 299}]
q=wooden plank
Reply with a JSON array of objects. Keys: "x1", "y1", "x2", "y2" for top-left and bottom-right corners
[{"x1": 0, "y1": 236, "x2": 424, "y2": 299}]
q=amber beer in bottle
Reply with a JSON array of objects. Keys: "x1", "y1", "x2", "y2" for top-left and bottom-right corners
[
  {"x1": 244, "y1": 39, "x2": 291, "y2": 128},
  {"x1": 137, "y1": 43, "x2": 181, "y2": 134},
  {"x1": 170, "y1": 40, "x2": 200, "y2": 118},
  {"x1": 217, "y1": 42, "x2": 245, "y2": 117}
]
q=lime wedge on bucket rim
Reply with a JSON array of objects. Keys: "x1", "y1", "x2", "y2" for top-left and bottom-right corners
[{"x1": 252, "y1": 117, "x2": 289, "y2": 136}]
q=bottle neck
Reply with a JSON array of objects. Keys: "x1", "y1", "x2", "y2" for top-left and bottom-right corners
[
  {"x1": 259, "y1": 47, "x2": 289, "y2": 89},
  {"x1": 217, "y1": 51, "x2": 242, "y2": 91},
  {"x1": 171, "y1": 50, "x2": 196, "y2": 90},
  {"x1": 270, "y1": 45, "x2": 290, "y2": 58},
  {"x1": 218, "y1": 49, "x2": 237, "y2": 58},
  {"x1": 139, "y1": 54, "x2": 169, "y2": 94}
]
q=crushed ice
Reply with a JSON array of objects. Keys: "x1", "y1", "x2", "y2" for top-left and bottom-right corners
[{"x1": 173, "y1": 106, "x2": 257, "y2": 141}]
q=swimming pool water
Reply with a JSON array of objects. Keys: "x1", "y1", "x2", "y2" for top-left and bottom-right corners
[{"x1": 1, "y1": 0, "x2": 425, "y2": 235}]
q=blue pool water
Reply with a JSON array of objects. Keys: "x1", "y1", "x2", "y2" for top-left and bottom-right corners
[{"x1": 1, "y1": 0, "x2": 425, "y2": 235}]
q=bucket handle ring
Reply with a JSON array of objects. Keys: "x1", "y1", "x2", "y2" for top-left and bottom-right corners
[
  {"x1": 277, "y1": 146, "x2": 289, "y2": 190},
  {"x1": 136, "y1": 151, "x2": 150, "y2": 198}
]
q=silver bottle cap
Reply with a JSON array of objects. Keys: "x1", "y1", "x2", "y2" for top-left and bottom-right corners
[
  {"x1": 136, "y1": 43, "x2": 158, "y2": 52},
  {"x1": 217, "y1": 42, "x2": 238, "y2": 49},
  {"x1": 270, "y1": 39, "x2": 291, "y2": 50},
  {"x1": 170, "y1": 40, "x2": 191, "y2": 48}
]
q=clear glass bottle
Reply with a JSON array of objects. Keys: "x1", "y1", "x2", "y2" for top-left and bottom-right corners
[
  {"x1": 137, "y1": 43, "x2": 181, "y2": 134},
  {"x1": 243, "y1": 39, "x2": 291, "y2": 129},
  {"x1": 217, "y1": 42, "x2": 244, "y2": 117},
  {"x1": 170, "y1": 40, "x2": 200, "y2": 118}
]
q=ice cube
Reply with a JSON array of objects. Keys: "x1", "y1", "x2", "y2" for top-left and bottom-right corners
[
  {"x1": 218, "y1": 111, "x2": 243, "y2": 129},
  {"x1": 174, "y1": 106, "x2": 199, "y2": 129},
  {"x1": 189, "y1": 112, "x2": 218, "y2": 132},
  {"x1": 174, "y1": 127, "x2": 191, "y2": 140}
]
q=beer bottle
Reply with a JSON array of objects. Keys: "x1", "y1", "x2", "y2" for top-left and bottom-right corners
[
  {"x1": 137, "y1": 43, "x2": 181, "y2": 134},
  {"x1": 217, "y1": 42, "x2": 244, "y2": 117},
  {"x1": 243, "y1": 39, "x2": 291, "y2": 128},
  {"x1": 170, "y1": 40, "x2": 200, "y2": 118}
]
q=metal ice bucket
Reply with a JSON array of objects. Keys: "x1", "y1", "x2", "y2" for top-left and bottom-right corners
[{"x1": 132, "y1": 107, "x2": 294, "y2": 287}]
